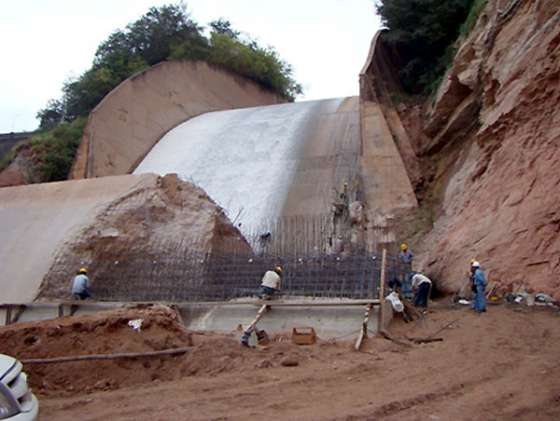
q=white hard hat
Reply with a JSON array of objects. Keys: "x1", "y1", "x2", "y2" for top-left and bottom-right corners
[{"x1": 471, "y1": 261, "x2": 481, "y2": 268}]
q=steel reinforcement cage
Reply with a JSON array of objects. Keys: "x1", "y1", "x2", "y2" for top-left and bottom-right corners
[{"x1": 79, "y1": 251, "x2": 405, "y2": 302}]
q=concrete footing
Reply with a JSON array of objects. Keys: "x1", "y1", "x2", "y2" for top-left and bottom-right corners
[{"x1": 1, "y1": 299, "x2": 386, "y2": 340}]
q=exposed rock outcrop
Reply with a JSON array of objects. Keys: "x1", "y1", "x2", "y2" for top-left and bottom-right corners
[
  {"x1": 419, "y1": 0, "x2": 560, "y2": 298},
  {"x1": 367, "y1": 0, "x2": 560, "y2": 298}
]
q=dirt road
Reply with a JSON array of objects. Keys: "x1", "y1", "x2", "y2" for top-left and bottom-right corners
[{"x1": 5, "y1": 304, "x2": 560, "y2": 420}]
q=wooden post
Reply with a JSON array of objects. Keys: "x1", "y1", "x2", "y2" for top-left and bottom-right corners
[
  {"x1": 5, "y1": 305, "x2": 12, "y2": 326},
  {"x1": 378, "y1": 248, "x2": 387, "y2": 331}
]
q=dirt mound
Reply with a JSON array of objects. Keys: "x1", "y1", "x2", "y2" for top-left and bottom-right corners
[
  {"x1": 37, "y1": 173, "x2": 250, "y2": 301},
  {"x1": 0, "y1": 159, "x2": 27, "y2": 187},
  {"x1": 0, "y1": 306, "x2": 192, "y2": 396},
  {"x1": 34, "y1": 304, "x2": 560, "y2": 420},
  {"x1": 0, "y1": 306, "x2": 321, "y2": 398}
]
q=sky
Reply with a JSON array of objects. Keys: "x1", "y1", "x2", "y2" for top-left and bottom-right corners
[{"x1": 0, "y1": 0, "x2": 381, "y2": 133}]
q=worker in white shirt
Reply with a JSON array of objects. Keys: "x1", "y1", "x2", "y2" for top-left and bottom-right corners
[
  {"x1": 411, "y1": 272, "x2": 432, "y2": 308},
  {"x1": 259, "y1": 266, "x2": 283, "y2": 300}
]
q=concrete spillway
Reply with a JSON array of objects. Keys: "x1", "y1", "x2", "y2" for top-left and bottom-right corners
[{"x1": 135, "y1": 98, "x2": 360, "y2": 232}]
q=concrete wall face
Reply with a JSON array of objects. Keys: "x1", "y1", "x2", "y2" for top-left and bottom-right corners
[
  {"x1": 358, "y1": 32, "x2": 418, "y2": 246},
  {"x1": 0, "y1": 175, "x2": 157, "y2": 303},
  {"x1": 135, "y1": 98, "x2": 361, "y2": 234},
  {"x1": 71, "y1": 61, "x2": 284, "y2": 179}
]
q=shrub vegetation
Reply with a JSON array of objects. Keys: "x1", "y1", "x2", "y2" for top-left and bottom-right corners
[
  {"x1": 10, "y1": 3, "x2": 302, "y2": 182},
  {"x1": 376, "y1": 0, "x2": 486, "y2": 94}
]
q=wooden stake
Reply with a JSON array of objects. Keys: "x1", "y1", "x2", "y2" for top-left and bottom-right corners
[{"x1": 378, "y1": 248, "x2": 387, "y2": 330}]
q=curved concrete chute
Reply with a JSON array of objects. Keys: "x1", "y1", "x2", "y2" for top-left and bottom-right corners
[
  {"x1": 71, "y1": 61, "x2": 284, "y2": 180},
  {"x1": 135, "y1": 97, "x2": 361, "y2": 234}
]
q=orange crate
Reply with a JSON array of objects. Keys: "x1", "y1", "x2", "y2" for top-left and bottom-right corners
[{"x1": 291, "y1": 327, "x2": 317, "y2": 345}]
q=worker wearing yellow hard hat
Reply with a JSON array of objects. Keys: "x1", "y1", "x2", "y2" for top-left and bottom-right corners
[
  {"x1": 71, "y1": 267, "x2": 91, "y2": 300},
  {"x1": 398, "y1": 242, "x2": 414, "y2": 299}
]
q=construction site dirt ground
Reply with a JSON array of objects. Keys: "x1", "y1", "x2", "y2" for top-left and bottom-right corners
[{"x1": 2, "y1": 304, "x2": 560, "y2": 420}]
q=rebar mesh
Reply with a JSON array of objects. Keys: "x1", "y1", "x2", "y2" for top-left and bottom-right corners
[{"x1": 86, "y1": 251, "x2": 388, "y2": 302}]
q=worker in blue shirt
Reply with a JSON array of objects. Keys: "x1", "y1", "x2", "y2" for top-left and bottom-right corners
[
  {"x1": 471, "y1": 261, "x2": 486, "y2": 313},
  {"x1": 71, "y1": 267, "x2": 91, "y2": 300},
  {"x1": 398, "y1": 243, "x2": 414, "y2": 298}
]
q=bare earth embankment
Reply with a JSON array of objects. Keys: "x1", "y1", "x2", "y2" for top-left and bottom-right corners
[{"x1": 2, "y1": 304, "x2": 559, "y2": 420}]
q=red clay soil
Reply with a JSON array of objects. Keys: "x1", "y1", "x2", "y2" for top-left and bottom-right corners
[
  {"x1": 0, "y1": 306, "x2": 195, "y2": 397},
  {"x1": 4, "y1": 304, "x2": 559, "y2": 420}
]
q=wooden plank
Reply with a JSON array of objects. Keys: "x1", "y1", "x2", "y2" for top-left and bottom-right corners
[
  {"x1": 21, "y1": 347, "x2": 192, "y2": 365},
  {"x1": 378, "y1": 329, "x2": 413, "y2": 347},
  {"x1": 253, "y1": 300, "x2": 380, "y2": 307},
  {"x1": 0, "y1": 299, "x2": 380, "y2": 308}
]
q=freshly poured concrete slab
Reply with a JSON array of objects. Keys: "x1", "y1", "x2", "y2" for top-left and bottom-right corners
[
  {"x1": 2, "y1": 300, "x2": 382, "y2": 340},
  {"x1": 179, "y1": 302, "x2": 379, "y2": 339}
]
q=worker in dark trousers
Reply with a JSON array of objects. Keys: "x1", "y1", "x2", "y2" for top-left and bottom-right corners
[
  {"x1": 471, "y1": 261, "x2": 487, "y2": 313},
  {"x1": 411, "y1": 272, "x2": 432, "y2": 308},
  {"x1": 398, "y1": 243, "x2": 414, "y2": 298}
]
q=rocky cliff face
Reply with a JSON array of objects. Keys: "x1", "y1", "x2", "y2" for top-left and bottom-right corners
[
  {"x1": 419, "y1": 0, "x2": 560, "y2": 298},
  {"x1": 368, "y1": 0, "x2": 560, "y2": 298}
]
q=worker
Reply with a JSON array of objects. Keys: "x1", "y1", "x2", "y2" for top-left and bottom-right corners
[
  {"x1": 471, "y1": 261, "x2": 487, "y2": 313},
  {"x1": 259, "y1": 266, "x2": 283, "y2": 300},
  {"x1": 71, "y1": 267, "x2": 91, "y2": 300},
  {"x1": 411, "y1": 272, "x2": 432, "y2": 308},
  {"x1": 398, "y1": 243, "x2": 414, "y2": 298},
  {"x1": 398, "y1": 243, "x2": 414, "y2": 265}
]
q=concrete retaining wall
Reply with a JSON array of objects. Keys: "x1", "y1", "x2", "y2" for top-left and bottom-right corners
[
  {"x1": 71, "y1": 61, "x2": 285, "y2": 179},
  {"x1": 1, "y1": 301, "x2": 382, "y2": 340},
  {"x1": 0, "y1": 175, "x2": 159, "y2": 302}
]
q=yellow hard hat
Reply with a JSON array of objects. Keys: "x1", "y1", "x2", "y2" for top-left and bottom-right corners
[
  {"x1": 400, "y1": 243, "x2": 408, "y2": 251},
  {"x1": 274, "y1": 265, "x2": 283, "y2": 275},
  {"x1": 79, "y1": 267, "x2": 88, "y2": 274}
]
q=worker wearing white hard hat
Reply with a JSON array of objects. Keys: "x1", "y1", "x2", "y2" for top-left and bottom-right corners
[{"x1": 470, "y1": 260, "x2": 486, "y2": 313}]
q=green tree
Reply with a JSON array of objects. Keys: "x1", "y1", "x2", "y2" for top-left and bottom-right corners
[
  {"x1": 376, "y1": 0, "x2": 474, "y2": 93},
  {"x1": 27, "y1": 3, "x2": 303, "y2": 183},
  {"x1": 40, "y1": 3, "x2": 302, "y2": 122},
  {"x1": 37, "y1": 99, "x2": 65, "y2": 130},
  {"x1": 209, "y1": 19, "x2": 240, "y2": 39}
]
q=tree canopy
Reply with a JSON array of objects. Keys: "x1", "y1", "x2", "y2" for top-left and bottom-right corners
[
  {"x1": 38, "y1": 3, "x2": 302, "y2": 128},
  {"x1": 376, "y1": 0, "x2": 480, "y2": 94}
]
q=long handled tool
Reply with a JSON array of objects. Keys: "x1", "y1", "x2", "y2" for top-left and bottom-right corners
[
  {"x1": 354, "y1": 302, "x2": 374, "y2": 351},
  {"x1": 240, "y1": 304, "x2": 269, "y2": 347}
]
